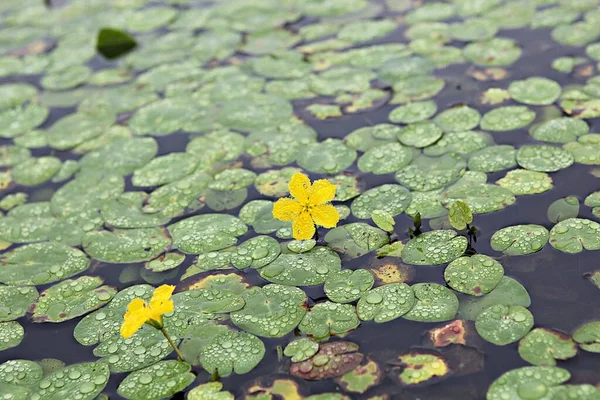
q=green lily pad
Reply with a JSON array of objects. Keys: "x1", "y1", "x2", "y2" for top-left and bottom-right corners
[
  {"x1": 480, "y1": 106, "x2": 536, "y2": 131},
  {"x1": 532, "y1": 6, "x2": 581, "y2": 29},
  {"x1": 344, "y1": 124, "x2": 401, "y2": 152},
  {"x1": 448, "y1": 201, "x2": 473, "y2": 230},
  {"x1": 30, "y1": 276, "x2": 115, "y2": 323},
  {"x1": 401, "y1": 230, "x2": 468, "y2": 265},
  {"x1": 486, "y1": 366, "x2": 570, "y2": 400},
  {"x1": 168, "y1": 214, "x2": 247, "y2": 254},
  {"x1": 287, "y1": 240, "x2": 317, "y2": 254},
  {"x1": 254, "y1": 168, "x2": 302, "y2": 198},
  {"x1": 297, "y1": 139, "x2": 357, "y2": 175},
  {"x1": 117, "y1": 361, "x2": 195, "y2": 400},
  {"x1": 284, "y1": 338, "x2": 319, "y2": 362},
  {"x1": 79, "y1": 137, "x2": 158, "y2": 176},
  {"x1": 324, "y1": 223, "x2": 390, "y2": 259},
  {"x1": 378, "y1": 55, "x2": 435, "y2": 83},
  {"x1": 209, "y1": 169, "x2": 257, "y2": 192},
  {"x1": 395, "y1": 154, "x2": 466, "y2": 191},
  {"x1": 564, "y1": 134, "x2": 600, "y2": 165},
  {"x1": 188, "y1": 382, "x2": 233, "y2": 400},
  {"x1": 0, "y1": 146, "x2": 30, "y2": 168},
  {"x1": 199, "y1": 329, "x2": 265, "y2": 376},
  {"x1": 444, "y1": 255, "x2": 503, "y2": 296},
  {"x1": 475, "y1": 304, "x2": 534, "y2": 345},
  {"x1": 231, "y1": 284, "x2": 306, "y2": 338},
  {"x1": 52, "y1": 160, "x2": 79, "y2": 183},
  {"x1": 450, "y1": 18, "x2": 498, "y2": 41},
  {"x1": 336, "y1": 358, "x2": 383, "y2": 394},
  {"x1": 463, "y1": 37, "x2": 522, "y2": 66},
  {"x1": 531, "y1": 118, "x2": 589, "y2": 144},
  {"x1": 547, "y1": 196, "x2": 580, "y2": 223},
  {"x1": 549, "y1": 218, "x2": 600, "y2": 253},
  {"x1": 239, "y1": 200, "x2": 290, "y2": 236},
  {"x1": 551, "y1": 21, "x2": 600, "y2": 46},
  {"x1": 518, "y1": 328, "x2": 577, "y2": 366},
  {"x1": 357, "y1": 283, "x2": 415, "y2": 323},
  {"x1": 585, "y1": 190, "x2": 600, "y2": 217},
  {"x1": 390, "y1": 76, "x2": 446, "y2": 104},
  {"x1": 40, "y1": 65, "x2": 91, "y2": 90},
  {"x1": 0, "y1": 321, "x2": 23, "y2": 351},
  {"x1": 338, "y1": 19, "x2": 397, "y2": 42},
  {"x1": 259, "y1": 247, "x2": 341, "y2": 286},
  {"x1": 132, "y1": 153, "x2": 198, "y2": 188},
  {"x1": 310, "y1": 67, "x2": 376, "y2": 96},
  {"x1": 351, "y1": 184, "x2": 412, "y2": 219},
  {"x1": 143, "y1": 170, "x2": 212, "y2": 218},
  {"x1": 444, "y1": 182, "x2": 516, "y2": 214},
  {"x1": 0, "y1": 192, "x2": 27, "y2": 211},
  {"x1": 516, "y1": 145, "x2": 574, "y2": 172},
  {"x1": 397, "y1": 121, "x2": 443, "y2": 148},
  {"x1": 423, "y1": 130, "x2": 493, "y2": 157},
  {"x1": 89, "y1": 68, "x2": 134, "y2": 86},
  {"x1": 0, "y1": 103, "x2": 49, "y2": 139},
  {"x1": 468, "y1": 145, "x2": 517, "y2": 173},
  {"x1": 496, "y1": 169, "x2": 553, "y2": 195},
  {"x1": 290, "y1": 341, "x2": 363, "y2": 381},
  {"x1": 508, "y1": 77, "x2": 562, "y2": 105},
  {"x1": 324, "y1": 269, "x2": 374, "y2": 303},
  {"x1": 392, "y1": 351, "x2": 450, "y2": 386},
  {"x1": 404, "y1": 2, "x2": 456, "y2": 24},
  {"x1": 389, "y1": 101, "x2": 438, "y2": 124},
  {"x1": 100, "y1": 192, "x2": 170, "y2": 229},
  {"x1": 299, "y1": 301, "x2": 360, "y2": 340},
  {"x1": 12, "y1": 156, "x2": 61, "y2": 186},
  {"x1": 82, "y1": 227, "x2": 171, "y2": 263},
  {"x1": 434, "y1": 105, "x2": 481, "y2": 133},
  {"x1": 403, "y1": 283, "x2": 459, "y2": 322},
  {"x1": 490, "y1": 225, "x2": 549, "y2": 256},
  {"x1": 329, "y1": 175, "x2": 361, "y2": 202},
  {"x1": 146, "y1": 252, "x2": 184, "y2": 273},
  {"x1": 0, "y1": 286, "x2": 38, "y2": 322},
  {"x1": 357, "y1": 143, "x2": 413, "y2": 174},
  {"x1": 371, "y1": 209, "x2": 395, "y2": 232},
  {"x1": 405, "y1": 190, "x2": 447, "y2": 219},
  {"x1": 0, "y1": 242, "x2": 89, "y2": 286},
  {"x1": 573, "y1": 321, "x2": 600, "y2": 352}
]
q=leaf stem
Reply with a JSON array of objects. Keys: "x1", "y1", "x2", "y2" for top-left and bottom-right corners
[{"x1": 160, "y1": 327, "x2": 185, "y2": 362}]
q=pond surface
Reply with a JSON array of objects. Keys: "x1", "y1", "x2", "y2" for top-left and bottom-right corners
[{"x1": 0, "y1": 0, "x2": 600, "y2": 399}]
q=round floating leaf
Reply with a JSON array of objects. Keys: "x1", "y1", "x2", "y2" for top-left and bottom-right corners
[
  {"x1": 290, "y1": 341, "x2": 363, "y2": 381},
  {"x1": 508, "y1": 77, "x2": 562, "y2": 105},
  {"x1": 0, "y1": 242, "x2": 89, "y2": 286},
  {"x1": 188, "y1": 382, "x2": 233, "y2": 400},
  {"x1": 101, "y1": 192, "x2": 171, "y2": 229},
  {"x1": 259, "y1": 247, "x2": 341, "y2": 286},
  {"x1": 336, "y1": 358, "x2": 383, "y2": 394},
  {"x1": 357, "y1": 143, "x2": 413, "y2": 174},
  {"x1": 199, "y1": 329, "x2": 265, "y2": 377},
  {"x1": 458, "y1": 276, "x2": 531, "y2": 321},
  {"x1": 284, "y1": 338, "x2": 319, "y2": 362},
  {"x1": 287, "y1": 240, "x2": 317, "y2": 254},
  {"x1": 388, "y1": 101, "x2": 437, "y2": 124},
  {"x1": 344, "y1": 124, "x2": 401, "y2": 152},
  {"x1": 404, "y1": 2, "x2": 456, "y2": 24},
  {"x1": 351, "y1": 184, "x2": 412, "y2": 219},
  {"x1": 434, "y1": 105, "x2": 481, "y2": 133},
  {"x1": 254, "y1": 167, "x2": 302, "y2": 198},
  {"x1": 424, "y1": 130, "x2": 493, "y2": 157},
  {"x1": 231, "y1": 284, "x2": 307, "y2": 338},
  {"x1": 585, "y1": 191, "x2": 600, "y2": 218},
  {"x1": 30, "y1": 276, "x2": 115, "y2": 323},
  {"x1": 573, "y1": 321, "x2": 600, "y2": 352},
  {"x1": 475, "y1": 304, "x2": 533, "y2": 345},
  {"x1": 468, "y1": 145, "x2": 517, "y2": 173},
  {"x1": 551, "y1": 21, "x2": 600, "y2": 47},
  {"x1": 132, "y1": 153, "x2": 198, "y2": 187},
  {"x1": 79, "y1": 137, "x2": 158, "y2": 176},
  {"x1": 496, "y1": 169, "x2": 553, "y2": 195},
  {"x1": 490, "y1": 225, "x2": 549, "y2": 256},
  {"x1": 209, "y1": 168, "x2": 257, "y2": 192},
  {"x1": 324, "y1": 269, "x2": 374, "y2": 303},
  {"x1": 391, "y1": 76, "x2": 445, "y2": 104},
  {"x1": 144, "y1": 252, "x2": 185, "y2": 273},
  {"x1": 82, "y1": 227, "x2": 172, "y2": 263},
  {"x1": 33, "y1": 362, "x2": 110, "y2": 400},
  {"x1": 0, "y1": 321, "x2": 23, "y2": 351},
  {"x1": 397, "y1": 121, "x2": 443, "y2": 148},
  {"x1": 450, "y1": 18, "x2": 498, "y2": 41},
  {"x1": 395, "y1": 154, "x2": 466, "y2": 192},
  {"x1": 480, "y1": 106, "x2": 536, "y2": 131},
  {"x1": 168, "y1": 214, "x2": 247, "y2": 254},
  {"x1": 40, "y1": 65, "x2": 91, "y2": 90},
  {"x1": 403, "y1": 283, "x2": 459, "y2": 322},
  {"x1": 0, "y1": 286, "x2": 38, "y2": 322},
  {"x1": 299, "y1": 301, "x2": 359, "y2": 340},
  {"x1": 463, "y1": 37, "x2": 522, "y2": 66},
  {"x1": 0, "y1": 103, "x2": 49, "y2": 139},
  {"x1": 519, "y1": 328, "x2": 577, "y2": 366},
  {"x1": 401, "y1": 230, "x2": 468, "y2": 266},
  {"x1": 549, "y1": 218, "x2": 600, "y2": 253},
  {"x1": 564, "y1": 134, "x2": 600, "y2": 165},
  {"x1": 371, "y1": 209, "x2": 395, "y2": 232},
  {"x1": 357, "y1": 283, "x2": 415, "y2": 323},
  {"x1": 486, "y1": 366, "x2": 570, "y2": 400},
  {"x1": 531, "y1": 117, "x2": 589, "y2": 143},
  {"x1": 324, "y1": 223, "x2": 390, "y2": 259},
  {"x1": 448, "y1": 201, "x2": 473, "y2": 230},
  {"x1": 12, "y1": 156, "x2": 60, "y2": 186},
  {"x1": 516, "y1": 145, "x2": 574, "y2": 172},
  {"x1": 296, "y1": 139, "x2": 357, "y2": 174},
  {"x1": 117, "y1": 361, "x2": 195, "y2": 400},
  {"x1": 444, "y1": 182, "x2": 516, "y2": 215},
  {"x1": 547, "y1": 196, "x2": 580, "y2": 223},
  {"x1": 309, "y1": 67, "x2": 376, "y2": 96},
  {"x1": 393, "y1": 351, "x2": 449, "y2": 386},
  {"x1": 444, "y1": 255, "x2": 504, "y2": 296},
  {"x1": 0, "y1": 146, "x2": 31, "y2": 167}
]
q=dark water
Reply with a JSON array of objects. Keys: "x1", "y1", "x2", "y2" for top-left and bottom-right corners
[{"x1": 1, "y1": 3, "x2": 600, "y2": 399}]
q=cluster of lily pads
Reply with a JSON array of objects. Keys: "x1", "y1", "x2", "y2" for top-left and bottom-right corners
[{"x1": 0, "y1": 0, "x2": 600, "y2": 398}]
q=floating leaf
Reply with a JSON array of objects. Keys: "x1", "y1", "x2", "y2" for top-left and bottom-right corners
[
  {"x1": 403, "y1": 283, "x2": 459, "y2": 322},
  {"x1": 284, "y1": 338, "x2": 319, "y2": 362},
  {"x1": 357, "y1": 143, "x2": 412, "y2": 175},
  {"x1": 496, "y1": 169, "x2": 553, "y2": 195},
  {"x1": 444, "y1": 181, "x2": 516, "y2": 214},
  {"x1": 82, "y1": 227, "x2": 171, "y2": 263},
  {"x1": 117, "y1": 361, "x2": 195, "y2": 400},
  {"x1": 508, "y1": 77, "x2": 561, "y2": 105},
  {"x1": 392, "y1": 351, "x2": 449, "y2": 386},
  {"x1": 480, "y1": 106, "x2": 536, "y2": 131},
  {"x1": 357, "y1": 283, "x2": 415, "y2": 323},
  {"x1": 259, "y1": 247, "x2": 341, "y2": 286},
  {"x1": 351, "y1": 184, "x2": 412, "y2": 219},
  {"x1": 245, "y1": 377, "x2": 304, "y2": 399},
  {"x1": 397, "y1": 121, "x2": 443, "y2": 148},
  {"x1": 516, "y1": 145, "x2": 574, "y2": 172},
  {"x1": 448, "y1": 201, "x2": 472, "y2": 230},
  {"x1": 231, "y1": 284, "x2": 306, "y2": 338},
  {"x1": 547, "y1": 196, "x2": 580, "y2": 223},
  {"x1": 549, "y1": 218, "x2": 600, "y2": 253},
  {"x1": 475, "y1": 304, "x2": 533, "y2": 345},
  {"x1": 463, "y1": 37, "x2": 522, "y2": 66},
  {"x1": 344, "y1": 124, "x2": 400, "y2": 152},
  {"x1": 458, "y1": 276, "x2": 531, "y2": 321},
  {"x1": 299, "y1": 301, "x2": 359, "y2": 340},
  {"x1": 564, "y1": 134, "x2": 600, "y2": 165},
  {"x1": 296, "y1": 139, "x2": 357, "y2": 175},
  {"x1": 423, "y1": 130, "x2": 493, "y2": 157},
  {"x1": 395, "y1": 154, "x2": 466, "y2": 192},
  {"x1": 188, "y1": 382, "x2": 234, "y2": 400},
  {"x1": 325, "y1": 223, "x2": 390, "y2": 259},
  {"x1": 573, "y1": 321, "x2": 600, "y2": 352},
  {"x1": 33, "y1": 362, "x2": 109, "y2": 400},
  {"x1": 96, "y1": 28, "x2": 137, "y2": 59},
  {"x1": 30, "y1": 276, "x2": 115, "y2": 323},
  {"x1": 389, "y1": 101, "x2": 437, "y2": 124},
  {"x1": 518, "y1": 328, "x2": 577, "y2": 366},
  {"x1": 336, "y1": 358, "x2": 383, "y2": 394},
  {"x1": 434, "y1": 105, "x2": 481, "y2": 133},
  {"x1": 427, "y1": 319, "x2": 469, "y2": 347},
  {"x1": 12, "y1": 156, "x2": 60, "y2": 186},
  {"x1": 199, "y1": 329, "x2": 265, "y2": 377},
  {"x1": 444, "y1": 255, "x2": 504, "y2": 296},
  {"x1": 324, "y1": 269, "x2": 374, "y2": 303},
  {"x1": 530, "y1": 117, "x2": 589, "y2": 143},
  {"x1": 290, "y1": 341, "x2": 363, "y2": 381},
  {"x1": 490, "y1": 224, "x2": 549, "y2": 256},
  {"x1": 0, "y1": 286, "x2": 38, "y2": 322},
  {"x1": 486, "y1": 366, "x2": 570, "y2": 400},
  {"x1": 401, "y1": 230, "x2": 468, "y2": 266},
  {"x1": 169, "y1": 214, "x2": 248, "y2": 254},
  {"x1": 0, "y1": 321, "x2": 24, "y2": 351},
  {"x1": 145, "y1": 252, "x2": 185, "y2": 273},
  {"x1": 254, "y1": 167, "x2": 302, "y2": 198}
]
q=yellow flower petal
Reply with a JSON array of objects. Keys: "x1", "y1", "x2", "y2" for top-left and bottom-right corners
[
  {"x1": 148, "y1": 284, "x2": 175, "y2": 322},
  {"x1": 292, "y1": 211, "x2": 316, "y2": 240},
  {"x1": 309, "y1": 179, "x2": 336, "y2": 205},
  {"x1": 150, "y1": 284, "x2": 175, "y2": 306},
  {"x1": 272, "y1": 198, "x2": 303, "y2": 221},
  {"x1": 310, "y1": 204, "x2": 340, "y2": 228},
  {"x1": 288, "y1": 173, "x2": 311, "y2": 204},
  {"x1": 120, "y1": 298, "x2": 149, "y2": 339}
]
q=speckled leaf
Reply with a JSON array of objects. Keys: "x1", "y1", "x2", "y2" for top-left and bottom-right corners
[
  {"x1": 259, "y1": 247, "x2": 341, "y2": 286},
  {"x1": 284, "y1": 338, "x2": 319, "y2": 363},
  {"x1": 519, "y1": 328, "x2": 577, "y2": 366},
  {"x1": 117, "y1": 361, "x2": 195, "y2": 400},
  {"x1": 351, "y1": 184, "x2": 412, "y2": 219},
  {"x1": 480, "y1": 106, "x2": 536, "y2": 131},
  {"x1": 299, "y1": 301, "x2": 359, "y2": 340},
  {"x1": 0, "y1": 286, "x2": 38, "y2": 322},
  {"x1": 547, "y1": 196, "x2": 580, "y2": 223},
  {"x1": 82, "y1": 227, "x2": 171, "y2": 263},
  {"x1": 486, "y1": 366, "x2": 570, "y2": 400},
  {"x1": 395, "y1": 154, "x2": 466, "y2": 192},
  {"x1": 168, "y1": 214, "x2": 247, "y2": 254},
  {"x1": 403, "y1": 283, "x2": 459, "y2": 322},
  {"x1": 297, "y1": 139, "x2": 357, "y2": 175},
  {"x1": 357, "y1": 283, "x2": 415, "y2": 323},
  {"x1": 475, "y1": 305, "x2": 533, "y2": 345},
  {"x1": 188, "y1": 382, "x2": 234, "y2": 400},
  {"x1": 573, "y1": 321, "x2": 600, "y2": 352},
  {"x1": 0, "y1": 321, "x2": 23, "y2": 351},
  {"x1": 490, "y1": 225, "x2": 549, "y2": 256},
  {"x1": 516, "y1": 145, "x2": 574, "y2": 172},
  {"x1": 530, "y1": 118, "x2": 589, "y2": 143},
  {"x1": 496, "y1": 169, "x2": 553, "y2": 195},
  {"x1": 32, "y1": 362, "x2": 110, "y2": 400},
  {"x1": 392, "y1": 351, "x2": 449, "y2": 386},
  {"x1": 445, "y1": 255, "x2": 504, "y2": 296},
  {"x1": 199, "y1": 329, "x2": 265, "y2": 376},
  {"x1": 290, "y1": 341, "x2": 363, "y2": 380},
  {"x1": 324, "y1": 269, "x2": 374, "y2": 303},
  {"x1": 401, "y1": 230, "x2": 468, "y2": 266},
  {"x1": 324, "y1": 223, "x2": 390, "y2": 259},
  {"x1": 357, "y1": 143, "x2": 413, "y2": 174},
  {"x1": 549, "y1": 218, "x2": 600, "y2": 253},
  {"x1": 336, "y1": 358, "x2": 383, "y2": 394}
]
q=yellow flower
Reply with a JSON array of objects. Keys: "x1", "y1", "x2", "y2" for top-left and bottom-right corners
[
  {"x1": 120, "y1": 284, "x2": 175, "y2": 339},
  {"x1": 272, "y1": 172, "x2": 339, "y2": 240}
]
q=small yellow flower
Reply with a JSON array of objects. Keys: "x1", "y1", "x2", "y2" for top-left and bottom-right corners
[
  {"x1": 272, "y1": 172, "x2": 339, "y2": 240},
  {"x1": 120, "y1": 284, "x2": 175, "y2": 339}
]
